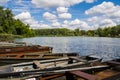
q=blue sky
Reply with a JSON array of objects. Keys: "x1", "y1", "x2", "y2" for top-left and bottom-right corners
[{"x1": 0, "y1": 0, "x2": 120, "y2": 30}]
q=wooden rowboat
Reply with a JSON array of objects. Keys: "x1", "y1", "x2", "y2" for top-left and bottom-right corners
[
  {"x1": 69, "y1": 58, "x2": 120, "y2": 80},
  {"x1": 0, "y1": 45, "x2": 53, "y2": 54},
  {"x1": 0, "y1": 55, "x2": 102, "y2": 79},
  {"x1": 0, "y1": 53, "x2": 78, "y2": 65}
]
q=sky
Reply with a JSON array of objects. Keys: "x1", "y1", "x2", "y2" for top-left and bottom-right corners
[{"x1": 0, "y1": 0, "x2": 120, "y2": 30}]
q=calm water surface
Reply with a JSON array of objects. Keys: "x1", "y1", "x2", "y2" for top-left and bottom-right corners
[{"x1": 15, "y1": 37, "x2": 120, "y2": 61}]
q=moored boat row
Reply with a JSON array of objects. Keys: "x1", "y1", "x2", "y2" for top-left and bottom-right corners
[
  {"x1": 0, "y1": 55, "x2": 102, "y2": 79},
  {"x1": 0, "y1": 45, "x2": 53, "y2": 54},
  {"x1": 0, "y1": 52, "x2": 78, "y2": 65},
  {"x1": 0, "y1": 42, "x2": 119, "y2": 80},
  {"x1": 0, "y1": 55, "x2": 119, "y2": 80}
]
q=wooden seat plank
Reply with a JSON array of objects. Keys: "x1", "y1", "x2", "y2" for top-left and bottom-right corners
[
  {"x1": 41, "y1": 74, "x2": 64, "y2": 80},
  {"x1": 69, "y1": 70, "x2": 98, "y2": 80}
]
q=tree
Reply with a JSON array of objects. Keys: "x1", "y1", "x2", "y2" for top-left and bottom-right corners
[
  {"x1": 74, "y1": 28, "x2": 81, "y2": 36},
  {"x1": 0, "y1": 6, "x2": 35, "y2": 37}
]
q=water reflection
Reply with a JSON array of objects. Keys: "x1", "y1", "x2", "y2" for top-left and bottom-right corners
[{"x1": 15, "y1": 37, "x2": 120, "y2": 61}]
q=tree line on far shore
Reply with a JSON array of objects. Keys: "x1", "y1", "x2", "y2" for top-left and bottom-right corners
[{"x1": 34, "y1": 25, "x2": 120, "y2": 37}]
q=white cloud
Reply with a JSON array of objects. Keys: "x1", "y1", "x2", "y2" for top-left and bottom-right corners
[
  {"x1": 99, "y1": 19, "x2": 116, "y2": 28},
  {"x1": 14, "y1": 11, "x2": 40, "y2": 29},
  {"x1": 87, "y1": 16, "x2": 102, "y2": 26},
  {"x1": 14, "y1": 12, "x2": 31, "y2": 20},
  {"x1": 85, "y1": 2, "x2": 114, "y2": 15},
  {"x1": 31, "y1": 0, "x2": 96, "y2": 8},
  {"x1": 85, "y1": 1, "x2": 120, "y2": 18},
  {"x1": 40, "y1": 24, "x2": 51, "y2": 29},
  {"x1": 14, "y1": 11, "x2": 53, "y2": 29},
  {"x1": 57, "y1": 7, "x2": 68, "y2": 13},
  {"x1": 52, "y1": 22, "x2": 61, "y2": 27},
  {"x1": 58, "y1": 13, "x2": 72, "y2": 19},
  {"x1": 85, "y1": 0, "x2": 95, "y2": 3},
  {"x1": 61, "y1": 20, "x2": 69, "y2": 28},
  {"x1": 70, "y1": 19, "x2": 81, "y2": 25},
  {"x1": 14, "y1": 12, "x2": 91, "y2": 30},
  {"x1": 61, "y1": 19, "x2": 91, "y2": 30},
  {"x1": 107, "y1": 10, "x2": 120, "y2": 18},
  {"x1": 87, "y1": 16, "x2": 116, "y2": 29},
  {"x1": 63, "y1": 20, "x2": 69, "y2": 24},
  {"x1": 85, "y1": 1, "x2": 120, "y2": 29},
  {"x1": 69, "y1": 19, "x2": 91, "y2": 30},
  {"x1": 43, "y1": 12, "x2": 57, "y2": 22},
  {"x1": 87, "y1": 16, "x2": 98, "y2": 22},
  {"x1": 14, "y1": 12, "x2": 38, "y2": 28}
]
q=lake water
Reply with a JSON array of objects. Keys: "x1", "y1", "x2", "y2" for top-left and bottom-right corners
[{"x1": 15, "y1": 37, "x2": 120, "y2": 61}]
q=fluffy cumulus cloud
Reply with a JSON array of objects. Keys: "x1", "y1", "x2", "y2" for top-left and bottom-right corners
[
  {"x1": 87, "y1": 16, "x2": 117, "y2": 29},
  {"x1": 99, "y1": 19, "x2": 116, "y2": 28},
  {"x1": 57, "y1": 7, "x2": 68, "y2": 13},
  {"x1": 14, "y1": 12, "x2": 39, "y2": 28},
  {"x1": 14, "y1": 11, "x2": 52, "y2": 29},
  {"x1": 14, "y1": 12, "x2": 91, "y2": 30},
  {"x1": 69, "y1": 19, "x2": 91, "y2": 30},
  {"x1": 31, "y1": 0, "x2": 95, "y2": 8},
  {"x1": 61, "y1": 19, "x2": 91, "y2": 30},
  {"x1": 40, "y1": 24, "x2": 51, "y2": 29},
  {"x1": 85, "y1": 1, "x2": 120, "y2": 18},
  {"x1": 58, "y1": 13, "x2": 72, "y2": 19},
  {"x1": 85, "y1": 1, "x2": 120, "y2": 29},
  {"x1": 13, "y1": 1, "x2": 119, "y2": 30},
  {"x1": 57, "y1": 7, "x2": 72, "y2": 19},
  {"x1": 43, "y1": 12, "x2": 57, "y2": 22},
  {"x1": 14, "y1": 12, "x2": 31, "y2": 20},
  {"x1": 52, "y1": 22, "x2": 61, "y2": 27},
  {"x1": 87, "y1": 16, "x2": 98, "y2": 22}
]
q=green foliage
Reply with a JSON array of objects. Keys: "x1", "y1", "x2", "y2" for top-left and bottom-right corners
[
  {"x1": 0, "y1": 6, "x2": 35, "y2": 38},
  {"x1": 34, "y1": 25, "x2": 120, "y2": 37},
  {"x1": 35, "y1": 28, "x2": 74, "y2": 36},
  {"x1": 95, "y1": 25, "x2": 120, "y2": 37},
  {"x1": 0, "y1": 34, "x2": 14, "y2": 41}
]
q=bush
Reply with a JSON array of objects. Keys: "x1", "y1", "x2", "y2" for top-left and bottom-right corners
[{"x1": 0, "y1": 34, "x2": 14, "y2": 41}]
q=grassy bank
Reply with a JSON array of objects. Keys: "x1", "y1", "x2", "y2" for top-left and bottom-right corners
[{"x1": 0, "y1": 34, "x2": 23, "y2": 42}]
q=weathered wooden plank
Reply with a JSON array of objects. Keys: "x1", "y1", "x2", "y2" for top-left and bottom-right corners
[
  {"x1": 22, "y1": 65, "x2": 109, "y2": 76},
  {"x1": 107, "y1": 61, "x2": 120, "y2": 65},
  {"x1": 0, "y1": 65, "x2": 109, "y2": 79},
  {"x1": 69, "y1": 70, "x2": 98, "y2": 80},
  {"x1": 70, "y1": 57, "x2": 87, "y2": 62},
  {"x1": 12, "y1": 57, "x2": 69, "y2": 67},
  {"x1": 61, "y1": 61, "x2": 84, "y2": 67},
  {"x1": 40, "y1": 74, "x2": 64, "y2": 80},
  {"x1": 102, "y1": 73, "x2": 120, "y2": 80},
  {"x1": 33, "y1": 61, "x2": 45, "y2": 69},
  {"x1": 15, "y1": 53, "x2": 24, "y2": 58}
]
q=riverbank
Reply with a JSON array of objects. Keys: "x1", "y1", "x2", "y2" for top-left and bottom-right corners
[{"x1": 0, "y1": 34, "x2": 23, "y2": 42}]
